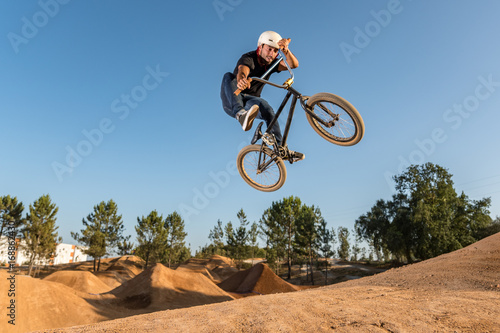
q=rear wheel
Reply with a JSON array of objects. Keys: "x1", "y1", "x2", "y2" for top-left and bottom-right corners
[
  {"x1": 237, "y1": 144, "x2": 286, "y2": 192},
  {"x1": 305, "y1": 93, "x2": 364, "y2": 146}
]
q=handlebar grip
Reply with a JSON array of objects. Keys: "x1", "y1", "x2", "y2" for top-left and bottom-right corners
[{"x1": 234, "y1": 78, "x2": 252, "y2": 96}]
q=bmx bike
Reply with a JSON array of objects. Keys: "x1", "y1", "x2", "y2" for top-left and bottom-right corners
[{"x1": 236, "y1": 49, "x2": 365, "y2": 192}]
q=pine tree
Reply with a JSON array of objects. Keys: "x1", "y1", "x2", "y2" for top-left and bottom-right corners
[
  {"x1": 224, "y1": 221, "x2": 236, "y2": 258},
  {"x1": 22, "y1": 195, "x2": 60, "y2": 277},
  {"x1": 135, "y1": 210, "x2": 167, "y2": 268},
  {"x1": 165, "y1": 211, "x2": 187, "y2": 268},
  {"x1": 337, "y1": 227, "x2": 350, "y2": 260},
  {"x1": 234, "y1": 209, "x2": 249, "y2": 266},
  {"x1": 296, "y1": 205, "x2": 321, "y2": 285},
  {"x1": 0, "y1": 195, "x2": 24, "y2": 240},
  {"x1": 208, "y1": 219, "x2": 225, "y2": 255},
  {"x1": 72, "y1": 199, "x2": 125, "y2": 271},
  {"x1": 117, "y1": 237, "x2": 134, "y2": 256},
  {"x1": 262, "y1": 196, "x2": 302, "y2": 279},
  {"x1": 260, "y1": 208, "x2": 285, "y2": 275},
  {"x1": 248, "y1": 222, "x2": 260, "y2": 265},
  {"x1": 317, "y1": 218, "x2": 335, "y2": 285}
]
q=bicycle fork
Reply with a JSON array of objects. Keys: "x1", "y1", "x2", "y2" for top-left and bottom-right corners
[{"x1": 302, "y1": 98, "x2": 339, "y2": 128}]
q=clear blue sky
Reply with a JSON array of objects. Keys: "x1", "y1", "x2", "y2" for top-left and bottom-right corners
[{"x1": 2, "y1": 0, "x2": 500, "y2": 253}]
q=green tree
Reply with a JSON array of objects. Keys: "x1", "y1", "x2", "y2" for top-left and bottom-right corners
[
  {"x1": 233, "y1": 209, "x2": 249, "y2": 266},
  {"x1": 117, "y1": 237, "x2": 134, "y2": 256},
  {"x1": 317, "y1": 220, "x2": 334, "y2": 285},
  {"x1": 337, "y1": 227, "x2": 350, "y2": 260},
  {"x1": 356, "y1": 163, "x2": 493, "y2": 263},
  {"x1": 260, "y1": 209, "x2": 286, "y2": 275},
  {"x1": 135, "y1": 210, "x2": 167, "y2": 268},
  {"x1": 224, "y1": 221, "x2": 236, "y2": 258},
  {"x1": 248, "y1": 222, "x2": 260, "y2": 265},
  {"x1": 296, "y1": 205, "x2": 321, "y2": 285},
  {"x1": 263, "y1": 196, "x2": 302, "y2": 279},
  {"x1": 355, "y1": 199, "x2": 392, "y2": 261},
  {"x1": 0, "y1": 195, "x2": 24, "y2": 240},
  {"x1": 208, "y1": 219, "x2": 225, "y2": 255},
  {"x1": 72, "y1": 199, "x2": 126, "y2": 271},
  {"x1": 164, "y1": 211, "x2": 188, "y2": 268},
  {"x1": 22, "y1": 195, "x2": 60, "y2": 277},
  {"x1": 476, "y1": 216, "x2": 500, "y2": 239},
  {"x1": 351, "y1": 233, "x2": 361, "y2": 261}
]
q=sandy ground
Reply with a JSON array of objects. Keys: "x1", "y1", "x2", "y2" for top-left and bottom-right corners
[{"x1": 1, "y1": 233, "x2": 499, "y2": 333}]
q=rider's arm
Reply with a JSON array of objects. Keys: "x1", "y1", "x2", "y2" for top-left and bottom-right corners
[
  {"x1": 236, "y1": 65, "x2": 251, "y2": 91},
  {"x1": 278, "y1": 38, "x2": 299, "y2": 71}
]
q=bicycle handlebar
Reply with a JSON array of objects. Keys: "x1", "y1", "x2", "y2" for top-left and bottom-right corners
[{"x1": 234, "y1": 49, "x2": 295, "y2": 96}]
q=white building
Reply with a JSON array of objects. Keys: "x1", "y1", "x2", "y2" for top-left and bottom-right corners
[
  {"x1": 52, "y1": 243, "x2": 88, "y2": 265},
  {"x1": 0, "y1": 236, "x2": 87, "y2": 266}
]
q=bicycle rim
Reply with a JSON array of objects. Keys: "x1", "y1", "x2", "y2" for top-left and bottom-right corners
[
  {"x1": 306, "y1": 93, "x2": 364, "y2": 146},
  {"x1": 237, "y1": 145, "x2": 286, "y2": 192}
]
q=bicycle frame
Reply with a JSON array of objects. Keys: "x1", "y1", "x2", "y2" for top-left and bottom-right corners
[
  {"x1": 238, "y1": 49, "x2": 364, "y2": 190},
  {"x1": 251, "y1": 50, "x2": 338, "y2": 157}
]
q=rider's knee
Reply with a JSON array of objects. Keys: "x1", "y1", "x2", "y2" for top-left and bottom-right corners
[
  {"x1": 222, "y1": 72, "x2": 236, "y2": 84},
  {"x1": 257, "y1": 99, "x2": 273, "y2": 113}
]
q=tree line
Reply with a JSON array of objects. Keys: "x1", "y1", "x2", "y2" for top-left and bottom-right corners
[
  {"x1": 198, "y1": 163, "x2": 499, "y2": 284},
  {"x1": 355, "y1": 163, "x2": 499, "y2": 263},
  {"x1": 0, "y1": 195, "x2": 190, "y2": 276},
  {"x1": 198, "y1": 197, "x2": 364, "y2": 285},
  {"x1": 2, "y1": 163, "x2": 499, "y2": 278}
]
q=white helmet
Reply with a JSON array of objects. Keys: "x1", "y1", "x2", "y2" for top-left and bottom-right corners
[{"x1": 258, "y1": 31, "x2": 282, "y2": 49}]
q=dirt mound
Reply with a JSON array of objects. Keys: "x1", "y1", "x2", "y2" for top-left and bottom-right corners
[
  {"x1": 176, "y1": 255, "x2": 238, "y2": 282},
  {"x1": 56, "y1": 257, "x2": 120, "y2": 271},
  {"x1": 93, "y1": 271, "x2": 128, "y2": 289},
  {"x1": 105, "y1": 255, "x2": 144, "y2": 280},
  {"x1": 206, "y1": 255, "x2": 236, "y2": 269},
  {"x1": 207, "y1": 255, "x2": 239, "y2": 281},
  {"x1": 110, "y1": 263, "x2": 233, "y2": 311},
  {"x1": 347, "y1": 231, "x2": 500, "y2": 291},
  {"x1": 43, "y1": 270, "x2": 113, "y2": 294},
  {"x1": 218, "y1": 263, "x2": 299, "y2": 296},
  {"x1": 48, "y1": 233, "x2": 500, "y2": 333},
  {"x1": 212, "y1": 266, "x2": 239, "y2": 281},
  {"x1": 0, "y1": 271, "x2": 118, "y2": 333},
  {"x1": 175, "y1": 263, "x2": 222, "y2": 282}
]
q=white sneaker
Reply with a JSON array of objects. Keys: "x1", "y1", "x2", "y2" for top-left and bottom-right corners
[{"x1": 237, "y1": 105, "x2": 259, "y2": 131}]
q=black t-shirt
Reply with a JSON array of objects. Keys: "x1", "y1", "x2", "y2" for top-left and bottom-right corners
[{"x1": 233, "y1": 50, "x2": 281, "y2": 97}]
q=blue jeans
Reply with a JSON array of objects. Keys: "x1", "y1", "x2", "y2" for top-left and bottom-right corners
[{"x1": 220, "y1": 72, "x2": 282, "y2": 145}]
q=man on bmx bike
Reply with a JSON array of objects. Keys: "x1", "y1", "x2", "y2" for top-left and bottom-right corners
[{"x1": 220, "y1": 30, "x2": 304, "y2": 161}]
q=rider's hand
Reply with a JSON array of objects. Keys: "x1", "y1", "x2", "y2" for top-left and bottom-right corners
[
  {"x1": 237, "y1": 78, "x2": 251, "y2": 91},
  {"x1": 278, "y1": 38, "x2": 291, "y2": 52}
]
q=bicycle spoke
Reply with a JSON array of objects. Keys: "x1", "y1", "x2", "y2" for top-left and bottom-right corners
[
  {"x1": 243, "y1": 150, "x2": 281, "y2": 187},
  {"x1": 313, "y1": 102, "x2": 356, "y2": 140},
  {"x1": 336, "y1": 115, "x2": 355, "y2": 138}
]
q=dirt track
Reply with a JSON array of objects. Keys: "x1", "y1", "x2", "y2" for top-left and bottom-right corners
[{"x1": 2, "y1": 233, "x2": 499, "y2": 332}]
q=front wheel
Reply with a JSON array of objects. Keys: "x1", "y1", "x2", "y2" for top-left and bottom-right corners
[
  {"x1": 305, "y1": 93, "x2": 364, "y2": 146},
  {"x1": 237, "y1": 145, "x2": 287, "y2": 192}
]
